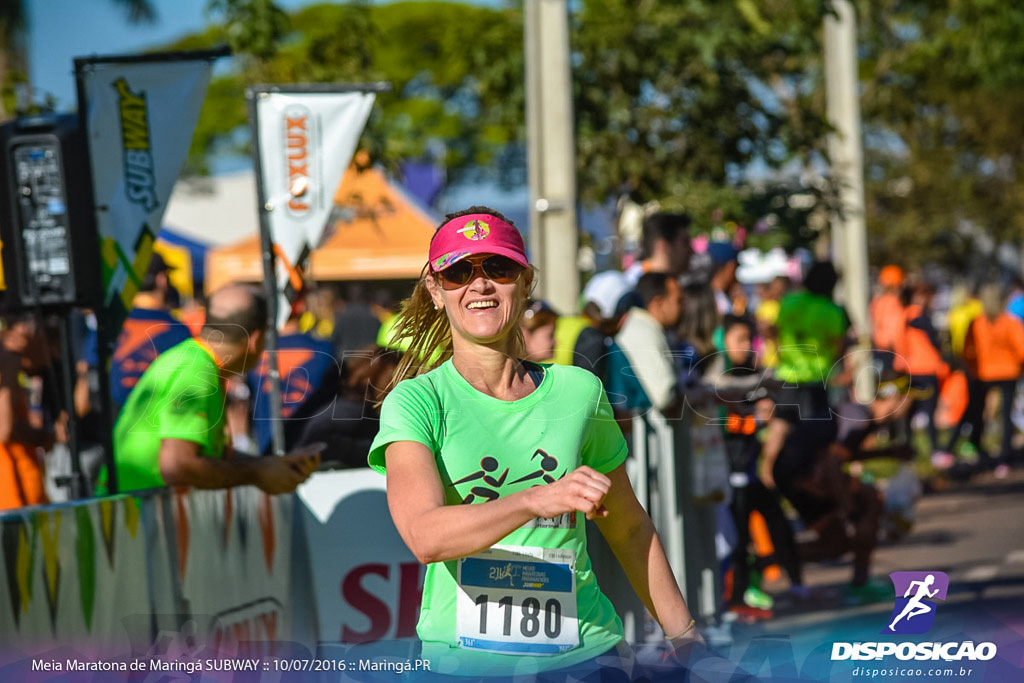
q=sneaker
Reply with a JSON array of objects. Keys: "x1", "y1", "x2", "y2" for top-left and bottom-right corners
[
  {"x1": 994, "y1": 464, "x2": 1010, "y2": 480},
  {"x1": 931, "y1": 451, "x2": 955, "y2": 469},
  {"x1": 844, "y1": 579, "x2": 892, "y2": 606},
  {"x1": 728, "y1": 603, "x2": 774, "y2": 624},
  {"x1": 743, "y1": 586, "x2": 775, "y2": 610}
]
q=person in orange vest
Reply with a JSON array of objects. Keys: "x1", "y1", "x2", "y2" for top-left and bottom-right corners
[
  {"x1": 109, "y1": 254, "x2": 193, "y2": 412},
  {"x1": 901, "y1": 283, "x2": 949, "y2": 456},
  {"x1": 0, "y1": 316, "x2": 55, "y2": 509},
  {"x1": 870, "y1": 265, "x2": 907, "y2": 371},
  {"x1": 947, "y1": 284, "x2": 1024, "y2": 479}
]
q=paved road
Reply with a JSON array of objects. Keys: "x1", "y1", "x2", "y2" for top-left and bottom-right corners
[{"x1": 671, "y1": 469, "x2": 1024, "y2": 682}]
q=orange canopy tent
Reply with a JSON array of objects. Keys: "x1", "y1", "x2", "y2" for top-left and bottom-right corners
[{"x1": 205, "y1": 166, "x2": 437, "y2": 292}]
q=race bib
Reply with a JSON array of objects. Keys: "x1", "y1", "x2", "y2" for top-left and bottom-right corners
[{"x1": 456, "y1": 545, "x2": 579, "y2": 655}]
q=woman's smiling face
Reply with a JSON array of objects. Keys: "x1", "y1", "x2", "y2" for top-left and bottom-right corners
[{"x1": 426, "y1": 254, "x2": 533, "y2": 349}]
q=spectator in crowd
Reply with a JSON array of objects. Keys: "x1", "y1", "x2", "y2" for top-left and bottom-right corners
[
  {"x1": 371, "y1": 289, "x2": 400, "y2": 345},
  {"x1": 573, "y1": 271, "x2": 650, "y2": 419},
  {"x1": 39, "y1": 314, "x2": 106, "y2": 502},
  {"x1": 109, "y1": 253, "x2": 193, "y2": 412},
  {"x1": 624, "y1": 211, "x2": 693, "y2": 284},
  {"x1": 705, "y1": 314, "x2": 804, "y2": 617},
  {"x1": 179, "y1": 293, "x2": 207, "y2": 337},
  {"x1": 707, "y1": 241, "x2": 741, "y2": 316},
  {"x1": 806, "y1": 372, "x2": 913, "y2": 603},
  {"x1": 331, "y1": 284, "x2": 382, "y2": 369},
  {"x1": 949, "y1": 284, "x2": 1024, "y2": 478},
  {"x1": 102, "y1": 284, "x2": 319, "y2": 495},
  {"x1": 291, "y1": 345, "x2": 403, "y2": 469},
  {"x1": 616, "y1": 272, "x2": 685, "y2": 412},
  {"x1": 299, "y1": 286, "x2": 336, "y2": 340},
  {"x1": 938, "y1": 282, "x2": 985, "y2": 469},
  {"x1": 676, "y1": 281, "x2": 720, "y2": 384},
  {"x1": 760, "y1": 261, "x2": 847, "y2": 523},
  {"x1": 247, "y1": 305, "x2": 339, "y2": 454},
  {"x1": 0, "y1": 315, "x2": 53, "y2": 509},
  {"x1": 870, "y1": 265, "x2": 907, "y2": 371},
  {"x1": 901, "y1": 283, "x2": 948, "y2": 456},
  {"x1": 946, "y1": 282, "x2": 983, "y2": 357},
  {"x1": 520, "y1": 299, "x2": 559, "y2": 362},
  {"x1": 753, "y1": 273, "x2": 789, "y2": 369},
  {"x1": 575, "y1": 272, "x2": 632, "y2": 372},
  {"x1": 1007, "y1": 278, "x2": 1024, "y2": 324}
]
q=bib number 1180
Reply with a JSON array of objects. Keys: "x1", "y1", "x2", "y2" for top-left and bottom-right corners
[
  {"x1": 475, "y1": 594, "x2": 562, "y2": 639},
  {"x1": 456, "y1": 545, "x2": 578, "y2": 654}
]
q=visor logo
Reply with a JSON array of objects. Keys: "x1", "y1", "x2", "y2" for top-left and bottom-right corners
[{"x1": 458, "y1": 220, "x2": 490, "y2": 240}]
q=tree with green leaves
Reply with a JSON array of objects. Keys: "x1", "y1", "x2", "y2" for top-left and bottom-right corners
[
  {"x1": 170, "y1": 1, "x2": 525, "y2": 182},
  {"x1": 173, "y1": 1, "x2": 839, "y2": 248},
  {"x1": 571, "y1": 0, "x2": 835, "y2": 244},
  {"x1": 858, "y1": 0, "x2": 1024, "y2": 270}
]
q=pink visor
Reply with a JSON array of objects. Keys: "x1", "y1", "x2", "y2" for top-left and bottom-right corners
[{"x1": 428, "y1": 213, "x2": 529, "y2": 272}]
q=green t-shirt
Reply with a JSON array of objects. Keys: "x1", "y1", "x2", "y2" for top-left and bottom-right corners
[
  {"x1": 369, "y1": 361, "x2": 628, "y2": 676},
  {"x1": 112, "y1": 338, "x2": 226, "y2": 492},
  {"x1": 775, "y1": 290, "x2": 848, "y2": 385}
]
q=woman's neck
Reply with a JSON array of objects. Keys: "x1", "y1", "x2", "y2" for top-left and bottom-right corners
[{"x1": 451, "y1": 341, "x2": 533, "y2": 401}]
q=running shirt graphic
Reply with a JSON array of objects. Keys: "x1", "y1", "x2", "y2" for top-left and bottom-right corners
[{"x1": 884, "y1": 571, "x2": 949, "y2": 634}]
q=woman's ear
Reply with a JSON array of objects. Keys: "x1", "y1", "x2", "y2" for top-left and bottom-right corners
[
  {"x1": 523, "y1": 268, "x2": 536, "y2": 297},
  {"x1": 424, "y1": 275, "x2": 445, "y2": 309}
]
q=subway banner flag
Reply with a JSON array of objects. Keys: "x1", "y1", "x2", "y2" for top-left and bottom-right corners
[
  {"x1": 251, "y1": 87, "x2": 375, "y2": 327},
  {"x1": 76, "y1": 53, "x2": 215, "y2": 329}
]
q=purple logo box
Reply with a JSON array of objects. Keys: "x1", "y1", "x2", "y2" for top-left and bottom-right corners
[{"x1": 883, "y1": 570, "x2": 950, "y2": 635}]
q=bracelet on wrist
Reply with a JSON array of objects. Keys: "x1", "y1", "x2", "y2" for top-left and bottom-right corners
[{"x1": 665, "y1": 618, "x2": 697, "y2": 642}]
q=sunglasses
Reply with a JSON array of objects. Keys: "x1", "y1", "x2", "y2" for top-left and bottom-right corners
[{"x1": 436, "y1": 255, "x2": 525, "y2": 290}]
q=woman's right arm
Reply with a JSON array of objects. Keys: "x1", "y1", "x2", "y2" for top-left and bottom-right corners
[{"x1": 385, "y1": 440, "x2": 611, "y2": 564}]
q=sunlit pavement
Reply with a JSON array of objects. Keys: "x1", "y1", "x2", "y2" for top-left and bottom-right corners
[{"x1": 689, "y1": 468, "x2": 1024, "y2": 681}]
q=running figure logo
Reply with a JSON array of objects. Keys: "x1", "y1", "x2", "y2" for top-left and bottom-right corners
[
  {"x1": 451, "y1": 450, "x2": 566, "y2": 504},
  {"x1": 452, "y1": 456, "x2": 510, "y2": 503},
  {"x1": 884, "y1": 571, "x2": 949, "y2": 635}
]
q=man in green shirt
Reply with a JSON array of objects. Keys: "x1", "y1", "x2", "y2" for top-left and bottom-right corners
[
  {"x1": 760, "y1": 261, "x2": 847, "y2": 492},
  {"x1": 108, "y1": 284, "x2": 319, "y2": 495}
]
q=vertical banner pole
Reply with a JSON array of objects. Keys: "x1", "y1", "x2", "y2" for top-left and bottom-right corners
[
  {"x1": 74, "y1": 59, "x2": 118, "y2": 495},
  {"x1": 248, "y1": 89, "x2": 288, "y2": 457},
  {"x1": 247, "y1": 83, "x2": 386, "y2": 457},
  {"x1": 525, "y1": 0, "x2": 579, "y2": 314},
  {"x1": 57, "y1": 308, "x2": 85, "y2": 498}
]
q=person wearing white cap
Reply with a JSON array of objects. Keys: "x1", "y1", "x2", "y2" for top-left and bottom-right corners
[
  {"x1": 574, "y1": 271, "x2": 632, "y2": 375},
  {"x1": 574, "y1": 271, "x2": 650, "y2": 415}
]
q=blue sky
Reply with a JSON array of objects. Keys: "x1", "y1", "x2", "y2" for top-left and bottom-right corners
[
  {"x1": 24, "y1": 0, "x2": 538, "y2": 230},
  {"x1": 26, "y1": 0, "x2": 328, "y2": 111}
]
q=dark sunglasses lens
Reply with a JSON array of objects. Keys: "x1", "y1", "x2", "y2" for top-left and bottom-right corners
[
  {"x1": 440, "y1": 260, "x2": 474, "y2": 287},
  {"x1": 482, "y1": 256, "x2": 522, "y2": 283}
]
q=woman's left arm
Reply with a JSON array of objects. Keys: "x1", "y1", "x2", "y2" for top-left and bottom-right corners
[{"x1": 593, "y1": 463, "x2": 701, "y2": 644}]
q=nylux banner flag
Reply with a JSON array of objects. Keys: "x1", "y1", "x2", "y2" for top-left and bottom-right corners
[
  {"x1": 77, "y1": 56, "x2": 212, "y2": 323},
  {"x1": 252, "y1": 89, "x2": 375, "y2": 324}
]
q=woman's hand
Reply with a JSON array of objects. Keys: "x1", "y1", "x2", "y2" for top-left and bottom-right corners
[{"x1": 527, "y1": 466, "x2": 611, "y2": 520}]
